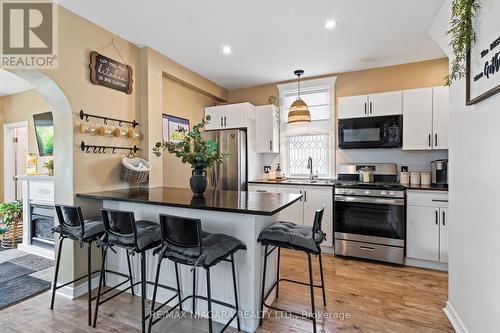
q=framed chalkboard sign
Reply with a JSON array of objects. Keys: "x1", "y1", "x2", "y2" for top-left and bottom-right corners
[
  {"x1": 89, "y1": 51, "x2": 133, "y2": 94},
  {"x1": 466, "y1": 3, "x2": 500, "y2": 105}
]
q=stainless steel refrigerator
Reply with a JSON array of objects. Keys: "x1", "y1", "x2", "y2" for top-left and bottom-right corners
[{"x1": 203, "y1": 129, "x2": 247, "y2": 191}]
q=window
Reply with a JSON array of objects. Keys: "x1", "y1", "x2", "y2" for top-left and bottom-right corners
[{"x1": 278, "y1": 77, "x2": 336, "y2": 178}]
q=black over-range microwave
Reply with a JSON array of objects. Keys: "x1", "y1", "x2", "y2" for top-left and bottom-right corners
[{"x1": 338, "y1": 115, "x2": 402, "y2": 149}]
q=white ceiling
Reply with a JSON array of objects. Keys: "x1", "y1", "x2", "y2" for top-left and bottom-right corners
[
  {"x1": 59, "y1": 0, "x2": 445, "y2": 90},
  {"x1": 0, "y1": 70, "x2": 33, "y2": 97}
]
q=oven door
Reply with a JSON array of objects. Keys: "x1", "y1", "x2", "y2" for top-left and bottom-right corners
[
  {"x1": 334, "y1": 195, "x2": 405, "y2": 246},
  {"x1": 338, "y1": 115, "x2": 402, "y2": 149}
]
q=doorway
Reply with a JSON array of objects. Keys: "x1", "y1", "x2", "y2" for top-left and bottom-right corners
[{"x1": 3, "y1": 121, "x2": 28, "y2": 201}]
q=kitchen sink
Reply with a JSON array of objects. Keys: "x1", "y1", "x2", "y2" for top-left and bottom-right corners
[{"x1": 281, "y1": 179, "x2": 335, "y2": 185}]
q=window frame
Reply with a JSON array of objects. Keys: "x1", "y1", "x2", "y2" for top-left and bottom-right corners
[{"x1": 277, "y1": 76, "x2": 337, "y2": 178}]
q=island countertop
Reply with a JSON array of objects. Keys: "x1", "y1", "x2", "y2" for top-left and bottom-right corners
[{"x1": 77, "y1": 187, "x2": 302, "y2": 216}]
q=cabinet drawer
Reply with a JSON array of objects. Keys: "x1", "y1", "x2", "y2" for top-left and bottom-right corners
[
  {"x1": 248, "y1": 184, "x2": 277, "y2": 193},
  {"x1": 335, "y1": 239, "x2": 404, "y2": 265},
  {"x1": 407, "y1": 191, "x2": 448, "y2": 207},
  {"x1": 29, "y1": 181, "x2": 55, "y2": 202}
]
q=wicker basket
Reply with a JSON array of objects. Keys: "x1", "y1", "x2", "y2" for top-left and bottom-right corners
[
  {"x1": 1, "y1": 217, "x2": 22, "y2": 249},
  {"x1": 120, "y1": 156, "x2": 151, "y2": 184}
]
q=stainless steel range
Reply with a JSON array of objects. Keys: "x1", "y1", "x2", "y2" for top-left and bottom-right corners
[{"x1": 334, "y1": 163, "x2": 406, "y2": 264}]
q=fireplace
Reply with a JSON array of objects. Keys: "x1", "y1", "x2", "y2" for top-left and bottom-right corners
[{"x1": 30, "y1": 204, "x2": 54, "y2": 249}]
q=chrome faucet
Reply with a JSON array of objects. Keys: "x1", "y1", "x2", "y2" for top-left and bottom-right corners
[{"x1": 307, "y1": 156, "x2": 314, "y2": 180}]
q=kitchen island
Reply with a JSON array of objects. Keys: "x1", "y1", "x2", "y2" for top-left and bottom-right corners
[{"x1": 77, "y1": 187, "x2": 302, "y2": 333}]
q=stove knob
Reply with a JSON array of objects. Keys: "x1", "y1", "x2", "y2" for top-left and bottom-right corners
[
  {"x1": 364, "y1": 190, "x2": 371, "y2": 195},
  {"x1": 389, "y1": 191, "x2": 395, "y2": 196},
  {"x1": 380, "y1": 191, "x2": 387, "y2": 196},
  {"x1": 348, "y1": 189, "x2": 355, "y2": 194}
]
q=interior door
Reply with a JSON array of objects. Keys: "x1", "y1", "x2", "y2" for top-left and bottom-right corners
[
  {"x1": 276, "y1": 185, "x2": 304, "y2": 224},
  {"x1": 432, "y1": 87, "x2": 449, "y2": 150},
  {"x1": 303, "y1": 186, "x2": 333, "y2": 246},
  {"x1": 368, "y1": 91, "x2": 402, "y2": 116},
  {"x1": 406, "y1": 205, "x2": 439, "y2": 261},
  {"x1": 439, "y1": 207, "x2": 449, "y2": 263},
  {"x1": 402, "y1": 88, "x2": 433, "y2": 150},
  {"x1": 15, "y1": 127, "x2": 28, "y2": 199},
  {"x1": 338, "y1": 95, "x2": 369, "y2": 119}
]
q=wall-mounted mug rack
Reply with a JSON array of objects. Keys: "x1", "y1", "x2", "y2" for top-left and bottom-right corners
[
  {"x1": 80, "y1": 110, "x2": 139, "y2": 128},
  {"x1": 80, "y1": 141, "x2": 140, "y2": 154}
]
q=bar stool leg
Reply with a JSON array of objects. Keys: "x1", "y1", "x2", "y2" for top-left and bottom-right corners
[
  {"x1": 192, "y1": 268, "x2": 196, "y2": 315},
  {"x1": 101, "y1": 245, "x2": 106, "y2": 287},
  {"x1": 276, "y1": 247, "x2": 281, "y2": 298},
  {"x1": 174, "y1": 262, "x2": 183, "y2": 312},
  {"x1": 148, "y1": 254, "x2": 163, "y2": 333},
  {"x1": 93, "y1": 246, "x2": 108, "y2": 328},
  {"x1": 50, "y1": 237, "x2": 64, "y2": 310},
  {"x1": 126, "y1": 251, "x2": 135, "y2": 296},
  {"x1": 206, "y1": 267, "x2": 213, "y2": 333},
  {"x1": 230, "y1": 254, "x2": 241, "y2": 331},
  {"x1": 140, "y1": 252, "x2": 146, "y2": 333},
  {"x1": 307, "y1": 253, "x2": 317, "y2": 333},
  {"x1": 87, "y1": 242, "x2": 92, "y2": 326},
  {"x1": 259, "y1": 245, "x2": 268, "y2": 326},
  {"x1": 318, "y1": 253, "x2": 326, "y2": 306}
]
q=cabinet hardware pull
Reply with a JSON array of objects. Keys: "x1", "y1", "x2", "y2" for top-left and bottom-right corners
[
  {"x1": 220, "y1": 117, "x2": 223, "y2": 127},
  {"x1": 435, "y1": 133, "x2": 438, "y2": 147},
  {"x1": 364, "y1": 102, "x2": 367, "y2": 115},
  {"x1": 369, "y1": 102, "x2": 373, "y2": 114},
  {"x1": 428, "y1": 134, "x2": 432, "y2": 147},
  {"x1": 435, "y1": 210, "x2": 439, "y2": 225},
  {"x1": 269, "y1": 140, "x2": 272, "y2": 151},
  {"x1": 299, "y1": 190, "x2": 302, "y2": 202},
  {"x1": 304, "y1": 190, "x2": 307, "y2": 202},
  {"x1": 224, "y1": 116, "x2": 227, "y2": 127},
  {"x1": 432, "y1": 199, "x2": 448, "y2": 202},
  {"x1": 442, "y1": 211, "x2": 446, "y2": 226},
  {"x1": 360, "y1": 246, "x2": 375, "y2": 251},
  {"x1": 256, "y1": 190, "x2": 267, "y2": 193}
]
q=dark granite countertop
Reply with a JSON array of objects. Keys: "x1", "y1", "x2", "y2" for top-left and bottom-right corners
[
  {"x1": 402, "y1": 184, "x2": 449, "y2": 192},
  {"x1": 249, "y1": 178, "x2": 336, "y2": 186},
  {"x1": 77, "y1": 187, "x2": 302, "y2": 216}
]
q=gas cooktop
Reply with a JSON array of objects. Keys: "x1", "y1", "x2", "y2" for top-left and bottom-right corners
[{"x1": 334, "y1": 181, "x2": 405, "y2": 191}]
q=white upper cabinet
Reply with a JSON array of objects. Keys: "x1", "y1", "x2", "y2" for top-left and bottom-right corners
[
  {"x1": 367, "y1": 91, "x2": 402, "y2": 116},
  {"x1": 432, "y1": 87, "x2": 449, "y2": 150},
  {"x1": 403, "y1": 88, "x2": 434, "y2": 150},
  {"x1": 255, "y1": 105, "x2": 279, "y2": 153},
  {"x1": 338, "y1": 95, "x2": 369, "y2": 119},
  {"x1": 204, "y1": 102, "x2": 255, "y2": 131},
  {"x1": 338, "y1": 91, "x2": 401, "y2": 119}
]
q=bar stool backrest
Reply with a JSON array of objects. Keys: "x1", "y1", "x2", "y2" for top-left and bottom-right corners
[
  {"x1": 159, "y1": 214, "x2": 203, "y2": 255},
  {"x1": 312, "y1": 206, "x2": 325, "y2": 236},
  {"x1": 101, "y1": 209, "x2": 138, "y2": 245},
  {"x1": 55, "y1": 204, "x2": 85, "y2": 235}
]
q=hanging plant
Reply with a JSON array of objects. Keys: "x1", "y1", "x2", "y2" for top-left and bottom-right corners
[{"x1": 446, "y1": 0, "x2": 480, "y2": 85}]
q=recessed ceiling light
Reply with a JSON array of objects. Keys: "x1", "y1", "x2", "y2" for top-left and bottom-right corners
[
  {"x1": 222, "y1": 45, "x2": 232, "y2": 54},
  {"x1": 324, "y1": 20, "x2": 337, "y2": 30}
]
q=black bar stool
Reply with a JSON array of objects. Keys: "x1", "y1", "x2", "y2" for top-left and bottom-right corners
[
  {"x1": 93, "y1": 208, "x2": 178, "y2": 333},
  {"x1": 257, "y1": 207, "x2": 327, "y2": 333},
  {"x1": 50, "y1": 204, "x2": 134, "y2": 326},
  {"x1": 148, "y1": 214, "x2": 246, "y2": 333}
]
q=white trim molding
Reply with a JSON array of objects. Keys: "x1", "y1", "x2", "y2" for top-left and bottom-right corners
[{"x1": 444, "y1": 301, "x2": 470, "y2": 333}]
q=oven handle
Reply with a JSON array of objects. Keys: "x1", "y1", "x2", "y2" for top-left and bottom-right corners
[{"x1": 334, "y1": 195, "x2": 405, "y2": 206}]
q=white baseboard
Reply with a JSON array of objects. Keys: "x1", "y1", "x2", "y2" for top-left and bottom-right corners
[
  {"x1": 17, "y1": 243, "x2": 55, "y2": 260},
  {"x1": 54, "y1": 275, "x2": 101, "y2": 300},
  {"x1": 404, "y1": 258, "x2": 448, "y2": 271},
  {"x1": 444, "y1": 301, "x2": 469, "y2": 333}
]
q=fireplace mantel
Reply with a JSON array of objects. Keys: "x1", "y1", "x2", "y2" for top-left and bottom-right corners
[{"x1": 16, "y1": 175, "x2": 55, "y2": 259}]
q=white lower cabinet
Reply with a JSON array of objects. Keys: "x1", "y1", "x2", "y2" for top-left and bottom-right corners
[
  {"x1": 248, "y1": 183, "x2": 333, "y2": 247},
  {"x1": 406, "y1": 191, "x2": 449, "y2": 267}
]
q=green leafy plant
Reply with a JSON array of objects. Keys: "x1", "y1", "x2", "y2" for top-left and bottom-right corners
[
  {"x1": 43, "y1": 159, "x2": 54, "y2": 173},
  {"x1": 446, "y1": 0, "x2": 480, "y2": 85},
  {"x1": 152, "y1": 115, "x2": 228, "y2": 169},
  {"x1": 0, "y1": 200, "x2": 23, "y2": 235}
]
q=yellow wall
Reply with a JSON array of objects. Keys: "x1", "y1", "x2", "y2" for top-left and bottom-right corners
[
  {"x1": 162, "y1": 76, "x2": 216, "y2": 188},
  {"x1": 227, "y1": 58, "x2": 449, "y2": 113}
]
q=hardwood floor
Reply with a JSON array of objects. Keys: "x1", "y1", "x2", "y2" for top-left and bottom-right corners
[{"x1": 0, "y1": 249, "x2": 453, "y2": 333}]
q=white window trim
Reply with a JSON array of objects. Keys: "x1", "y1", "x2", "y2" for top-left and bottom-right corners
[{"x1": 277, "y1": 76, "x2": 337, "y2": 178}]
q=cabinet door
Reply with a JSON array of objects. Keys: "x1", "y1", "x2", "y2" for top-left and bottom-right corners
[
  {"x1": 204, "y1": 106, "x2": 224, "y2": 130},
  {"x1": 276, "y1": 185, "x2": 304, "y2": 225},
  {"x1": 248, "y1": 184, "x2": 277, "y2": 193},
  {"x1": 255, "y1": 105, "x2": 279, "y2": 153},
  {"x1": 432, "y1": 87, "x2": 449, "y2": 150},
  {"x1": 338, "y1": 95, "x2": 369, "y2": 119},
  {"x1": 406, "y1": 205, "x2": 439, "y2": 261},
  {"x1": 439, "y1": 207, "x2": 449, "y2": 263},
  {"x1": 402, "y1": 88, "x2": 433, "y2": 150},
  {"x1": 368, "y1": 91, "x2": 402, "y2": 116},
  {"x1": 302, "y1": 187, "x2": 333, "y2": 247},
  {"x1": 223, "y1": 103, "x2": 252, "y2": 129}
]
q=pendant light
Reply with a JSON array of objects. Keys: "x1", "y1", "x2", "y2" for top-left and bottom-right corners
[{"x1": 287, "y1": 70, "x2": 311, "y2": 124}]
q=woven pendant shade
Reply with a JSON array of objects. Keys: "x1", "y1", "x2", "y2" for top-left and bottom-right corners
[{"x1": 287, "y1": 69, "x2": 311, "y2": 124}]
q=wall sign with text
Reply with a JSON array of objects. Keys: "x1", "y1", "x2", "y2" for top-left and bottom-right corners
[
  {"x1": 467, "y1": 2, "x2": 500, "y2": 105},
  {"x1": 89, "y1": 51, "x2": 133, "y2": 94}
]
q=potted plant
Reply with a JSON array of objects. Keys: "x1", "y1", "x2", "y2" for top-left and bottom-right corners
[
  {"x1": 0, "y1": 200, "x2": 23, "y2": 248},
  {"x1": 153, "y1": 116, "x2": 228, "y2": 196},
  {"x1": 44, "y1": 159, "x2": 54, "y2": 176}
]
